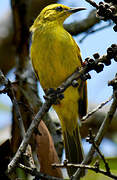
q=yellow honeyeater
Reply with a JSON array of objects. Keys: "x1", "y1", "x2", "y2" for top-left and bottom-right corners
[{"x1": 30, "y1": 4, "x2": 87, "y2": 177}]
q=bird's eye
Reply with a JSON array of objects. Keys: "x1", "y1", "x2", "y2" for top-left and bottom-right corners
[{"x1": 55, "y1": 6, "x2": 63, "y2": 11}]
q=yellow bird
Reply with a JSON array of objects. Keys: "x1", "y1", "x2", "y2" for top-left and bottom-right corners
[{"x1": 30, "y1": 4, "x2": 87, "y2": 177}]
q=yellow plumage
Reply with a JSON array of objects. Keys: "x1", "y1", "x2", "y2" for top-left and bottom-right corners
[{"x1": 30, "y1": 4, "x2": 87, "y2": 177}]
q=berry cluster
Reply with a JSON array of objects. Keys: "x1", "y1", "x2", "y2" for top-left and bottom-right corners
[
  {"x1": 96, "y1": 1, "x2": 117, "y2": 31},
  {"x1": 107, "y1": 44, "x2": 117, "y2": 62},
  {"x1": 85, "y1": 57, "x2": 104, "y2": 73},
  {"x1": 104, "y1": 0, "x2": 117, "y2": 4},
  {"x1": 83, "y1": 44, "x2": 117, "y2": 76}
]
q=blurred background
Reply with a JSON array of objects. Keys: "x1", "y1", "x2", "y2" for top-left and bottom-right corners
[{"x1": 0, "y1": 0, "x2": 117, "y2": 179}]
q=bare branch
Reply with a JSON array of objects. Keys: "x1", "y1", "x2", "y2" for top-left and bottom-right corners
[
  {"x1": 7, "y1": 98, "x2": 53, "y2": 174},
  {"x1": 10, "y1": 82, "x2": 25, "y2": 138},
  {"x1": 0, "y1": 70, "x2": 36, "y2": 169},
  {"x1": 7, "y1": 44, "x2": 117, "y2": 174},
  {"x1": 79, "y1": 21, "x2": 112, "y2": 43},
  {"x1": 84, "y1": 0, "x2": 117, "y2": 31},
  {"x1": 0, "y1": 71, "x2": 25, "y2": 138},
  {"x1": 52, "y1": 162, "x2": 117, "y2": 179},
  {"x1": 73, "y1": 74, "x2": 117, "y2": 179},
  {"x1": 85, "y1": 0, "x2": 98, "y2": 8},
  {"x1": 86, "y1": 129, "x2": 110, "y2": 173},
  {"x1": 64, "y1": 10, "x2": 100, "y2": 36},
  {"x1": 18, "y1": 163, "x2": 63, "y2": 180},
  {"x1": 81, "y1": 95, "x2": 113, "y2": 121},
  {"x1": 0, "y1": 70, "x2": 8, "y2": 86}
]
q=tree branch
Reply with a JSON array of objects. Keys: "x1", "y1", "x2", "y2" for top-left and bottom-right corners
[
  {"x1": 79, "y1": 21, "x2": 112, "y2": 43},
  {"x1": 85, "y1": 0, "x2": 98, "y2": 8},
  {"x1": 81, "y1": 95, "x2": 113, "y2": 121},
  {"x1": 18, "y1": 163, "x2": 63, "y2": 180},
  {"x1": 64, "y1": 10, "x2": 100, "y2": 36},
  {"x1": 73, "y1": 74, "x2": 117, "y2": 179},
  {"x1": 0, "y1": 70, "x2": 36, "y2": 169},
  {"x1": 52, "y1": 162, "x2": 117, "y2": 179},
  {"x1": 86, "y1": 128, "x2": 110, "y2": 173},
  {"x1": 6, "y1": 44, "x2": 117, "y2": 174},
  {"x1": 84, "y1": 0, "x2": 117, "y2": 31},
  {"x1": 7, "y1": 97, "x2": 53, "y2": 174}
]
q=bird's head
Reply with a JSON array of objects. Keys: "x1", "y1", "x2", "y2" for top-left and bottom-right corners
[{"x1": 30, "y1": 4, "x2": 86, "y2": 32}]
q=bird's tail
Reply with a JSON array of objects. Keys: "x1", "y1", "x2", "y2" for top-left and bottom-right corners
[{"x1": 63, "y1": 124, "x2": 84, "y2": 177}]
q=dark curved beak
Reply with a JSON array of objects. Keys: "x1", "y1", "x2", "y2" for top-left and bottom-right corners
[{"x1": 68, "y1": 7, "x2": 86, "y2": 13}]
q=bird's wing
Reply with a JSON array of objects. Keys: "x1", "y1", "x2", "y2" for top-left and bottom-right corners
[
  {"x1": 71, "y1": 37, "x2": 88, "y2": 118},
  {"x1": 78, "y1": 80, "x2": 87, "y2": 119},
  {"x1": 31, "y1": 57, "x2": 40, "y2": 81}
]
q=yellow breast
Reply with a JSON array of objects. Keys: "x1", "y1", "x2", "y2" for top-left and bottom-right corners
[{"x1": 31, "y1": 25, "x2": 82, "y2": 90}]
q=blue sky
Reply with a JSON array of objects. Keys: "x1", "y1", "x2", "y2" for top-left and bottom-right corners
[{"x1": 0, "y1": 0, "x2": 10, "y2": 17}]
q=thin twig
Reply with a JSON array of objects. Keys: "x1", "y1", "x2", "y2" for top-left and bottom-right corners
[
  {"x1": 0, "y1": 71, "x2": 25, "y2": 138},
  {"x1": 0, "y1": 70, "x2": 8, "y2": 86},
  {"x1": 0, "y1": 71, "x2": 35, "y2": 169},
  {"x1": 85, "y1": 0, "x2": 98, "y2": 9},
  {"x1": 18, "y1": 163, "x2": 63, "y2": 180},
  {"x1": 81, "y1": 95, "x2": 113, "y2": 121},
  {"x1": 52, "y1": 163, "x2": 117, "y2": 179},
  {"x1": 86, "y1": 129, "x2": 110, "y2": 173},
  {"x1": 93, "y1": 141, "x2": 110, "y2": 173},
  {"x1": 73, "y1": 83, "x2": 117, "y2": 179},
  {"x1": 10, "y1": 83, "x2": 35, "y2": 168},
  {"x1": 84, "y1": 0, "x2": 117, "y2": 30},
  {"x1": 7, "y1": 45, "x2": 117, "y2": 174},
  {"x1": 7, "y1": 98, "x2": 53, "y2": 174},
  {"x1": 9, "y1": 82, "x2": 25, "y2": 138},
  {"x1": 79, "y1": 21, "x2": 112, "y2": 43},
  {"x1": 64, "y1": 10, "x2": 100, "y2": 36}
]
